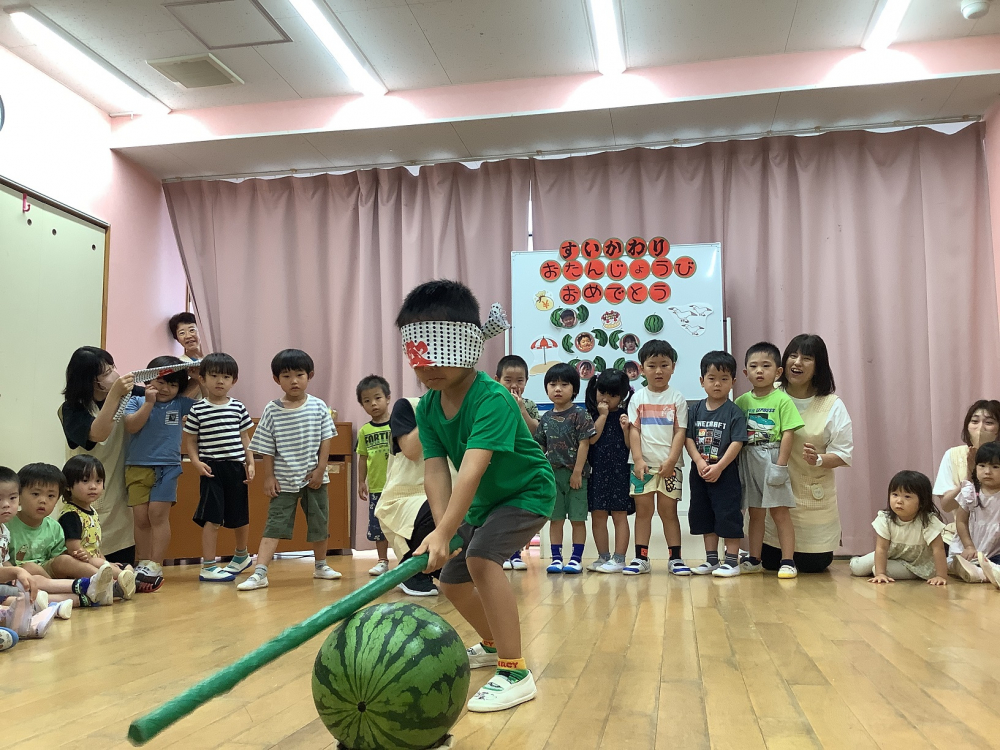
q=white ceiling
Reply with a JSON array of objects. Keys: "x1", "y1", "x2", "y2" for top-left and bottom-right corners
[
  {"x1": 116, "y1": 74, "x2": 1000, "y2": 180},
  {"x1": 1, "y1": 0, "x2": 1000, "y2": 114}
]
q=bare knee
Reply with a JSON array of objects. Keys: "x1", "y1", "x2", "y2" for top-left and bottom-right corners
[
  {"x1": 21, "y1": 562, "x2": 48, "y2": 578},
  {"x1": 657, "y1": 498, "x2": 679, "y2": 519},
  {"x1": 438, "y1": 579, "x2": 473, "y2": 602},
  {"x1": 634, "y1": 496, "x2": 655, "y2": 519}
]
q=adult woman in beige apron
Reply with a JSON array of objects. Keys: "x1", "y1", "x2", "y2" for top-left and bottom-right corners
[
  {"x1": 762, "y1": 334, "x2": 854, "y2": 573},
  {"x1": 59, "y1": 347, "x2": 138, "y2": 567}
]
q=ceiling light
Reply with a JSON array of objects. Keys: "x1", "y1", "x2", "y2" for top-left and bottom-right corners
[
  {"x1": 288, "y1": 0, "x2": 386, "y2": 97},
  {"x1": 862, "y1": 0, "x2": 913, "y2": 51},
  {"x1": 589, "y1": 0, "x2": 626, "y2": 75},
  {"x1": 7, "y1": 7, "x2": 169, "y2": 116}
]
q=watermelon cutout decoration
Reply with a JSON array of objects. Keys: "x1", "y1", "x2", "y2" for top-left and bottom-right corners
[
  {"x1": 644, "y1": 315, "x2": 663, "y2": 334},
  {"x1": 312, "y1": 602, "x2": 470, "y2": 750}
]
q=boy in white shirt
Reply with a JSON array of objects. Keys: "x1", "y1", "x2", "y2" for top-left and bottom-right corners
[{"x1": 626, "y1": 340, "x2": 690, "y2": 576}]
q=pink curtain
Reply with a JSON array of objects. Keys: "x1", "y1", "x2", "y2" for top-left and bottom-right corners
[{"x1": 529, "y1": 125, "x2": 1000, "y2": 554}]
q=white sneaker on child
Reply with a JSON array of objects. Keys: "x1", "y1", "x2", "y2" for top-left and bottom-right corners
[
  {"x1": 466, "y1": 643, "x2": 499, "y2": 669},
  {"x1": 223, "y1": 556, "x2": 253, "y2": 575},
  {"x1": 740, "y1": 560, "x2": 764, "y2": 574},
  {"x1": 598, "y1": 558, "x2": 626, "y2": 574},
  {"x1": 623, "y1": 558, "x2": 651, "y2": 575},
  {"x1": 90, "y1": 563, "x2": 115, "y2": 606},
  {"x1": 952, "y1": 555, "x2": 986, "y2": 583},
  {"x1": 315, "y1": 564, "x2": 342, "y2": 580},
  {"x1": 978, "y1": 552, "x2": 1000, "y2": 591},
  {"x1": 667, "y1": 559, "x2": 691, "y2": 576},
  {"x1": 33, "y1": 591, "x2": 49, "y2": 613},
  {"x1": 503, "y1": 559, "x2": 513, "y2": 571},
  {"x1": 237, "y1": 571, "x2": 269, "y2": 590},
  {"x1": 712, "y1": 563, "x2": 741, "y2": 578},
  {"x1": 691, "y1": 561, "x2": 720, "y2": 575},
  {"x1": 53, "y1": 600, "x2": 73, "y2": 619},
  {"x1": 467, "y1": 671, "x2": 537, "y2": 712},
  {"x1": 117, "y1": 567, "x2": 137, "y2": 599},
  {"x1": 587, "y1": 556, "x2": 610, "y2": 572},
  {"x1": 511, "y1": 557, "x2": 528, "y2": 571},
  {"x1": 368, "y1": 560, "x2": 389, "y2": 577}
]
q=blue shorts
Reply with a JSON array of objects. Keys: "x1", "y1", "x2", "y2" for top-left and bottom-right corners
[{"x1": 125, "y1": 465, "x2": 182, "y2": 506}]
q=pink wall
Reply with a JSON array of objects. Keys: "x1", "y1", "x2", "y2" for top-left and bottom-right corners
[{"x1": 0, "y1": 46, "x2": 187, "y2": 367}]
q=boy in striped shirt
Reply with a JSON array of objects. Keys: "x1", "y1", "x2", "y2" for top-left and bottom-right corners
[
  {"x1": 237, "y1": 349, "x2": 341, "y2": 591},
  {"x1": 183, "y1": 353, "x2": 255, "y2": 582}
]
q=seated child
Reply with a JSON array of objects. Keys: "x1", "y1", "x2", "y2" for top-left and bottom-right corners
[
  {"x1": 497, "y1": 355, "x2": 540, "y2": 570},
  {"x1": 399, "y1": 280, "x2": 555, "y2": 711},
  {"x1": 238, "y1": 349, "x2": 341, "y2": 590},
  {"x1": 850, "y1": 470, "x2": 947, "y2": 585},
  {"x1": 4, "y1": 464, "x2": 114, "y2": 608},
  {"x1": 182, "y1": 353, "x2": 255, "y2": 582},
  {"x1": 685, "y1": 351, "x2": 747, "y2": 577},
  {"x1": 59, "y1": 456, "x2": 136, "y2": 599},
  {"x1": 940, "y1": 441, "x2": 1000, "y2": 584},
  {"x1": 124, "y1": 356, "x2": 196, "y2": 592},
  {"x1": 536, "y1": 363, "x2": 596, "y2": 575},
  {"x1": 356, "y1": 375, "x2": 393, "y2": 577},
  {"x1": 734, "y1": 342, "x2": 804, "y2": 578}
]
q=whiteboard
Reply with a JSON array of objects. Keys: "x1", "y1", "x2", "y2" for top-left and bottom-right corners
[
  {"x1": 511, "y1": 240, "x2": 724, "y2": 406},
  {"x1": 0, "y1": 179, "x2": 107, "y2": 470}
]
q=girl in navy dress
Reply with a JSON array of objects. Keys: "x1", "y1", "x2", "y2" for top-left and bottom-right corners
[{"x1": 585, "y1": 370, "x2": 635, "y2": 573}]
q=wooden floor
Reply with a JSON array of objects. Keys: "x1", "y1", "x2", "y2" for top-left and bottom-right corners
[{"x1": 6, "y1": 551, "x2": 1000, "y2": 750}]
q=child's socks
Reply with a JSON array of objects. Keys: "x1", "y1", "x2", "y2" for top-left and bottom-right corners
[
  {"x1": 571, "y1": 543, "x2": 585, "y2": 563},
  {"x1": 724, "y1": 552, "x2": 739, "y2": 567},
  {"x1": 612, "y1": 553, "x2": 626, "y2": 564},
  {"x1": 706, "y1": 550, "x2": 720, "y2": 566},
  {"x1": 497, "y1": 657, "x2": 529, "y2": 683},
  {"x1": 481, "y1": 639, "x2": 498, "y2": 654},
  {"x1": 550, "y1": 545, "x2": 562, "y2": 561},
  {"x1": 636, "y1": 544, "x2": 649, "y2": 561}
]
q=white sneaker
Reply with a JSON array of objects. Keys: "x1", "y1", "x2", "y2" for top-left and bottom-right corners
[
  {"x1": 315, "y1": 564, "x2": 343, "y2": 580},
  {"x1": 117, "y1": 567, "x2": 137, "y2": 599},
  {"x1": 740, "y1": 560, "x2": 764, "y2": 574},
  {"x1": 467, "y1": 671, "x2": 537, "y2": 712},
  {"x1": 978, "y1": 552, "x2": 1000, "y2": 591},
  {"x1": 90, "y1": 563, "x2": 115, "y2": 606},
  {"x1": 237, "y1": 571, "x2": 269, "y2": 591},
  {"x1": 466, "y1": 643, "x2": 499, "y2": 669},
  {"x1": 33, "y1": 590, "x2": 49, "y2": 613},
  {"x1": 952, "y1": 555, "x2": 986, "y2": 583},
  {"x1": 222, "y1": 556, "x2": 253, "y2": 575},
  {"x1": 668, "y1": 559, "x2": 692, "y2": 576},
  {"x1": 563, "y1": 559, "x2": 583, "y2": 574},
  {"x1": 546, "y1": 559, "x2": 564, "y2": 574},
  {"x1": 691, "y1": 561, "x2": 720, "y2": 575},
  {"x1": 53, "y1": 600, "x2": 73, "y2": 620},
  {"x1": 587, "y1": 556, "x2": 611, "y2": 572},
  {"x1": 623, "y1": 558, "x2": 651, "y2": 575},
  {"x1": 712, "y1": 563, "x2": 741, "y2": 578},
  {"x1": 502, "y1": 559, "x2": 513, "y2": 571},
  {"x1": 598, "y1": 558, "x2": 626, "y2": 574},
  {"x1": 369, "y1": 560, "x2": 389, "y2": 577},
  {"x1": 199, "y1": 566, "x2": 236, "y2": 582},
  {"x1": 777, "y1": 564, "x2": 798, "y2": 580},
  {"x1": 511, "y1": 557, "x2": 528, "y2": 571}
]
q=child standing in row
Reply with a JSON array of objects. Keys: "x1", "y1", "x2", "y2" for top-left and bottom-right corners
[
  {"x1": 584, "y1": 370, "x2": 634, "y2": 573},
  {"x1": 850, "y1": 471, "x2": 948, "y2": 585},
  {"x1": 627, "y1": 340, "x2": 690, "y2": 576},
  {"x1": 497, "y1": 355, "x2": 539, "y2": 570},
  {"x1": 686, "y1": 352, "x2": 747, "y2": 577},
  {"x1": 536, "y1": 364, "x2": 596, "y2": 574},
  {"x1": 239, "y1": 349, "x2": 341, "y2": 590},
  {"x1": 183, "y1": 353, "x2": 255, "y2": 583},
  {"x1": 124, "y1": 356, "x2": 195, "y2": 592},
  {"x1": 356, "y1": 375, "x2": 393, "y2": 577},
  {"x1": 735, "y1": 342, "x2": 804, "y2": 578}
]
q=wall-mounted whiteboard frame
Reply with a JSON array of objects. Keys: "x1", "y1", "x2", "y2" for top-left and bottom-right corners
[{"x1": 0, "y1": 175, "x2": 110, "y2": 469}]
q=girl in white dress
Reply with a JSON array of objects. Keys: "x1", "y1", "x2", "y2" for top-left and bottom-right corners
[{"x1": 850, "y1": 471, "x2": 947, "y2": 585}]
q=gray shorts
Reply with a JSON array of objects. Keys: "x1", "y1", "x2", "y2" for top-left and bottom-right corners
[
  {"x1": 439, "y1": 505, "x2": 547, "y2": 585},
  {"x1": 740, "y1": 445, "x2": 796, "y2": 509}
]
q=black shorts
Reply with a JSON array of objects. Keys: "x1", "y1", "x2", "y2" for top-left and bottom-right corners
[
  {"x1": 688, "y1": 467, "x2": 744, "y2": 540},
  {"x1": 193, "y1": 460, "x2": 250, "y2": 529}
]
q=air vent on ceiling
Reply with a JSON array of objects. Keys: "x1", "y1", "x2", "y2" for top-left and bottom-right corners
[{"x1": 147, "y1": 54, "x2": 244, "y2": 88}]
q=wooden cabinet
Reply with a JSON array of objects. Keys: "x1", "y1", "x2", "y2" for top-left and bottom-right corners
[{"x1": 165, "y1": 421, "x2": 353, "y2": 561}]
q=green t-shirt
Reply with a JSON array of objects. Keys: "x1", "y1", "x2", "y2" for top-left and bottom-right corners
[
  {"x1": 6, "y1": 515, "x2": 66, "y2": 565},
  {"x1": 357, "y1": 421, "x2": 392, "y2": 494},
  {"x1": 734, "y1": 389, "x2": 805, "y2": 446},
  {"x1": 417, "y1": 371, "x2": 555, "y2": 526}
]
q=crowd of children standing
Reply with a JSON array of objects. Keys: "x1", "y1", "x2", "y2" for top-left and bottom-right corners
[{"x1": 4, "y1": 288, "x2": 1000, "y2": 717}]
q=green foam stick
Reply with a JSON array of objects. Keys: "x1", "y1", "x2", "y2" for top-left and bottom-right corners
[{"x1": 127, "y1": 535, "x2": 463, "y2": 746}]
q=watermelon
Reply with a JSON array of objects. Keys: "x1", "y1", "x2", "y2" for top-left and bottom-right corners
[
  {"x1": 312, "y1": 602, "x2": 470, "y2": 750},
  {"x1": 593, "y1": 356, "x2": 606, "y2": 372},
  {"x1": 550, "y1": 308, "x2": 564, "y2": 328},
  {"x1": 644, "y1": 315, "x2": 663, "y2": 334}
]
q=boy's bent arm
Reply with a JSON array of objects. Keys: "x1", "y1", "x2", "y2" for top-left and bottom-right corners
[
  {"x1": 629, "y1": 424, "x2": 647, "y2": 477},
  {"x1": 397, "y1": 429, "x2": 423, "y2": 462},
  {"x1": 436, "y1": 448, "x2": 492, "y2": 538},
  {"x1": 777, "y1": 429, "x2": 795, "y2": 466},
  {"x1": 124, "y1": 399, "x2": 154, "y2": 434},
  {"x1": 715, "y1": 441, "x2": 743, "y2": 472},
  {"x1": 423, "y1": 457, "x2": 452, "y2": 525}
]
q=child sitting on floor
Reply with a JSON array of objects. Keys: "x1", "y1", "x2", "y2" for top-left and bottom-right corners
[
  {"x1": 849, "y1": 470, "x2": 948, "y2": 586},
  {"x1": 940, "y1": 441, "x2": 1000, "y2": 584}
]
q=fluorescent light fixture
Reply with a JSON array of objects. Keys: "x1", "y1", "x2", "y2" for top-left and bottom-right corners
[
  {"x1": 589, "y1": 0, "x2": 625, "y2": 75},
  {"x1": 862, "y1": 0, "x2": 913, "y2": 51},
  {"x1": 289, "y1": 0, "x2": 387, "y2": 96},
  {"x1": 7, "y1": 7, "x2": 169, "y2": 116}
]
